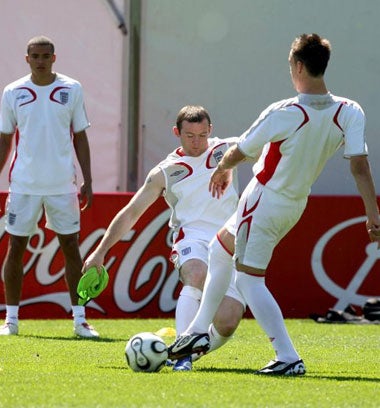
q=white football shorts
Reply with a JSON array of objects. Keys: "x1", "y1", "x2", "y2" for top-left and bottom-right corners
[
  {"x1": 5, "y1": 192, "x2": 80, "y2": 236},
  {"x1": 170, "y1": 237, "x2": 245, "y2": 307},
  {"x1": 235, "y1": 179, "x2": 307, "y2": 270},
  {"x1": 224, "y1": 212, "x2": 237, "y2": 236}
]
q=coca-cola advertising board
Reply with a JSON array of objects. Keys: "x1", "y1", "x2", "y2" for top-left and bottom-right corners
[{"x1": 0, "y1": 192, "x2": 379, "y2": 319}]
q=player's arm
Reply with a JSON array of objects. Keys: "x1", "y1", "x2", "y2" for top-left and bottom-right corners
[
  {"x1": 0, "y1": 132, "x2": 13, "y2": 173},
  {"x1": 209, "y1": 144, "x2": 247, "y2": 199},
  {"x1": 83, "y1": 166, "x2": 165, "y2": 272},
  {"x1": 73, "y1": 130, "x2": 93, "y2": 211},
  {"x1": 350, "y1": 155, "x2": 380, "y2": 243}
]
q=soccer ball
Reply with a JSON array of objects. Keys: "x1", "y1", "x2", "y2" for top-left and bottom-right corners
[{"x1": 125, "y1": 332, "x2": 168, "y2": 372}]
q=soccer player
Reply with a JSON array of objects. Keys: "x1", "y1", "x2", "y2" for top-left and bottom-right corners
[
  {"x1": 168, "y1": 33, "x2": 380, "y2": 375},
  {"x1": 83, "y1": 105, "x2": 246, "y2": 371},
  {"x1": 0, "y1": 35, "x2": 98, "y2": 338}
]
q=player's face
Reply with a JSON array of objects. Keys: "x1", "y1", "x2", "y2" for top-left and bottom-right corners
[
  {"x1": 174, "y1": 119, "x2": 212, "y2": 157},
  {"x1": 26, "y1": 44, "x2": 56, "y2": 79}
]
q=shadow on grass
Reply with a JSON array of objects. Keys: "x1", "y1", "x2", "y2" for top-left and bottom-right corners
[
  {"x1": 198, "y1": 367, "x2": 380, "y2": 382},
  {"x1": 19, "y1": 334, "x2": 121, "y2": 342},
  {"x1": 305, "y1": 374, "x2": 380, "y2": 383}
]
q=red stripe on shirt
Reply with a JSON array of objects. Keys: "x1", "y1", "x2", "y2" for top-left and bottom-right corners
[{"x1": 256, "y1": 140, "x2": 285, "y2": 185}]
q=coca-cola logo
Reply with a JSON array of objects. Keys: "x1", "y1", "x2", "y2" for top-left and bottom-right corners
[
  {"x1": 2, "y1": 193, "x2": 379, "y2": 319},
  {"x1": 311, "y1": 216, "x2": 380, "y2": 309},
  {"x1": 0, "y1": 205, "x2": 180, "y2": 317}
]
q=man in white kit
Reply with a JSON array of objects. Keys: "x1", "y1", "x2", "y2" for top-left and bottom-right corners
[
  {"x1": 0, "y1": 36, "x2": 98, "y2": 337},
  {"x1": 169, "y1": 33, "x2": 380, "y2": 375},
  {"x1": 83, "y1": 105, "x2": 246, "y2": 371}
]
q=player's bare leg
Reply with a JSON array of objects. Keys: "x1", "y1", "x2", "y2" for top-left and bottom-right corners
[
  {"x1": 0, "y1": 235, "x2": 28, "y2": 335},
  {"x1": 58, "y1": 233, "x2": 99, "y2": 338},
  {"x1": 169, "y1": 228, "x2": 237, "y2": 359}
]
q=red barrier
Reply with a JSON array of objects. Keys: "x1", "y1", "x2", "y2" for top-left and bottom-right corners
[{"x1": 0, "y1": 193, "x2": 379, "y2": 319}]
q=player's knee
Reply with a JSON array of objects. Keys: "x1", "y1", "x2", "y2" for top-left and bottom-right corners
[
  {"x1": 213, "y1": 302, "x2": 243, "y2": 337},
  {"x1": 179, "y1": 259, "x2": 207, "y2": 288},
  {"x1": 213, "y1": 318, "x2": 238, "y2": 337}
]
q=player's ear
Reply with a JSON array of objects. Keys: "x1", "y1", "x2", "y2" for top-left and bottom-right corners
[
  {"x1": 296, "y1": 60, "x2": 303, "y2": 74},
  {"x1": 173, "y1": 126, "x2": 180, "y2": 137},
  {"x1": 25, "y1": 55, "x2": 30, "y2": 64},
  {"x1": 208, "y1": 123, "x2": 213, "y2": 135},
  {"x1": 52, "y1": 54, "x2": 56, "y2": 63}
]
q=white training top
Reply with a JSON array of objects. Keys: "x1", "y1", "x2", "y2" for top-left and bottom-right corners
[
  {"x1": 158, "y1": 137, "x2": 239, "y2": 242},
  {"x1": 238, "y1": 93, "x2": 367, "y2": 200},
  {"x1": 0, "y1": 73, "x2": 90, "y2": 194}
]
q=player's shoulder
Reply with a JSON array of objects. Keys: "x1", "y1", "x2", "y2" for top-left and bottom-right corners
[
  {"x1": 55, "y1": 73, "x2": 82, "y2": 88},
  {"x1": 3, "y1": 74, "x2": 32, "y2": 92},
  {"x1": 259, "y1": 97, "x2": 298, "y2": 118},
  {"x1": 160, "y1": 147, "x2": 183, "y2": 164},
  {"x1": 255, "y1": 97, "x2": 298, "y2": 124},
  {"x1": 207, "y1": 136, "x2": 238, "y2": 148},
  {"x1": 266, "y1": 97, "x2": 297, "y2": 112},
  {"x1": 331, "y1": 94, "x2": 363, "y2": 112}
]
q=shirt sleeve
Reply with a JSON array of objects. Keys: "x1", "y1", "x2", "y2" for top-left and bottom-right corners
[
  {"x1": 237, "y1": 104, "x2": 298, "y2": 158},
  {"x1": 342, "y1": 102, "x2": 367, "y2": 158},
  {"x1": 71, "y1": 83, "x2": 90, "y2": 133},
  {"x1": 0, "y1": 88, "x2": 17, "y2": 134}
]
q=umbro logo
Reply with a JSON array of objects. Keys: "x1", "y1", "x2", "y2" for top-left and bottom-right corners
[{"x1": 170, "y1": 170, "x2": 185, "y2": 177}]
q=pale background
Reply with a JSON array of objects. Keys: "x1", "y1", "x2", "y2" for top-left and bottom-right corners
[{"x1": 0, "y1": 0, "x2": 379, "y2": 195}]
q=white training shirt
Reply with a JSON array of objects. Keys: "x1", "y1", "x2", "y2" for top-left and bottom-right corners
[
  {"x1": 158, "y1": 137, "x2": 239, "y2": 242},
  {"x1": 0, "y1": 73, "x2": 90, "y2": 194},
  {"x1": 238, "y1": 93, "x2": 367, "y2": 200}
]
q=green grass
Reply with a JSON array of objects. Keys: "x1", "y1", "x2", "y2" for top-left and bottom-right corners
[{"x1": 0, "y1": 319, "x2": 379, "y2": 407}]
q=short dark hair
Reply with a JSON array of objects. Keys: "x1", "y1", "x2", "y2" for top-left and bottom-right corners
[
  {"x1": 176, "y1": 105, "x2": 211, "y2": 131},
  {"x1": 290, "y1": 33, "x2": 331, "y2": 77},
  {"x1": 27, "y1": 35, "x2": 55, "y2": 55}
]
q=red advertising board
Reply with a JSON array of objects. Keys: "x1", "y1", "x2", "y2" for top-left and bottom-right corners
[{"x1": 0, "y1": 192, "x2": 379, "y2": 319}]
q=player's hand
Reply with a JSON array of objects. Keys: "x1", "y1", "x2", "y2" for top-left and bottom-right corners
[
  {"x1": 79, "y1": 182, "x2": 93, "y2": 211},
  {"x1": 209, "y1": 167, "x2": 232, "y2": 199},
  {"x1": 367, "y1": 225, "x2": 380, "y2": 246},
  {"x1": 82, "y1": 251, "x2": 105, "y2": 275}
]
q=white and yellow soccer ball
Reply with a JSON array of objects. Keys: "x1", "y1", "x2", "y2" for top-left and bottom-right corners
[{"x1": 125, "y1": 332, "x2": 168, "y2": 372}]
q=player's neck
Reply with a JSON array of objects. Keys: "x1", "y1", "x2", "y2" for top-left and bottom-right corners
[
  {"x1": 297, "y1": 78, "x2": 328, "y2": 95},
  {"x1": 31, "y1": 72, "x2": 56, "y2": 86}
]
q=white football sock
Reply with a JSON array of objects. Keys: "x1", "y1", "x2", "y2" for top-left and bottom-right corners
[
  {"x1": 187, "y1": 236, "x2": 234, "y2": 334},
  {"x1": 208, "y1": 323, "x2": 232, "y2": 352},
  {"x1": 72, "y1": 305, "x2": 86, "y2": 324},
  {"x1": 236, "y1": 272, "x2": 300, "y2": 363},
  {"x1": 192, "y1": 323, "x2": 232, "y2": 362},
  {"x1": 5, "y1": 305, "x2": 19, "y2": 325},
  {"x1": 175, "y1": 285, "x2": 202, "y2": 335}
]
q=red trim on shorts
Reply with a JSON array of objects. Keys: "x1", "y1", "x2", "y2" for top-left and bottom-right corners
[
  {"x1": 169, "y1": 250, "x2": 178, "y2": 265},
  {"x1": 216, "y1": 232, "x2": 233, "y2": 256},
  {"x1": 237, "y1": 192, "x2": 262, "y2": 242},
  {"x1": 174, "y1": 227, "x2": 185, "y2": 244}
]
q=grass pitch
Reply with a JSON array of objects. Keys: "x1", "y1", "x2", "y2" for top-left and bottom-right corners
[{"x1": 0, "y1": 318, "x2": 378, "y2": 407}]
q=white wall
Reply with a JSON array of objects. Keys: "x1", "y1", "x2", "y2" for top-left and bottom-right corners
[
  {"x1": 0, "y1": 0, "x2": 124, "y2": 192},
  {"x1": 1, "y1": 0, "x2": 379, "y2": 196},
  {"x1": 139, "y1": 0, "x2": 380, "y2": 195}
]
